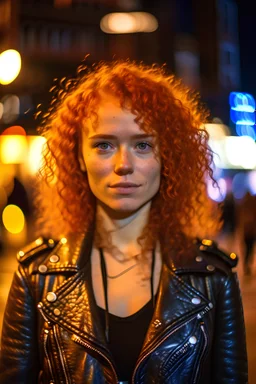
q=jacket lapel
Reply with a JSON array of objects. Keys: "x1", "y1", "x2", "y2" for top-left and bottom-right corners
[
  {"x1": 38, "y1": 232, "x2": 111, "y2": 356},
  {"x1": 141, "y1": 246, "x2": 213, "y2": 354}
]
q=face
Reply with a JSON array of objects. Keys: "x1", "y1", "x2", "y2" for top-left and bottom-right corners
[{"x1": 79, "y1": 94, "x2": 161, "y2": 216}]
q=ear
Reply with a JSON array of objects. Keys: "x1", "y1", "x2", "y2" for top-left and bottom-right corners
[
  {"x1": 78, "y1": 153, "x2": 87, "y2": 172},
  {"x1": 78, "y1": 128, "x2": 87, "y2": 172}
]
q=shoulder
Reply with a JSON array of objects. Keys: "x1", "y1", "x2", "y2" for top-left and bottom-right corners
[
  {"x1": 168, "y1": 237, "x2": 238, "y2": 276},
  {"x1": 17, "y1": 237, "x2": 58, "y2": 264},
  {"x1": 195, "y1": 238, "x2": 238, "y2": 273},
  {"x1": 16, "y1": 235, "x2": 84, "y2": 274}
]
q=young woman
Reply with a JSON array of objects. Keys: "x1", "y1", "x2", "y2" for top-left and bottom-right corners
[{"x1": 0, "y1": 61, "x2": 248, "y2": 383}]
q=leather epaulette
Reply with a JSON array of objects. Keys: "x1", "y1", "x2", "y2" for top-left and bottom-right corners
[
  {"x1": 17, "y1": 237, "x2": 57, "y2": 264},
  {"x1": 197, "y1": 238, "x2": 238, "y2": 268}
]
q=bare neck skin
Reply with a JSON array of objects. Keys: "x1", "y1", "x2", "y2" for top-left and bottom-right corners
[{"x1": 95, "y1": 201, "x2": 152, "y2": 260}]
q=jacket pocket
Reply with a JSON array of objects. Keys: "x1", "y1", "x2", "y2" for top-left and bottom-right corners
[{"x1": 159, "y1": 320, "x2": 208, "y2": 383}]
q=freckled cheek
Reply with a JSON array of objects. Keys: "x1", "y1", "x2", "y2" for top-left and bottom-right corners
[
  {"x1": 140, "y1": 162, "x2": 161, "y2": 182},
  {"x1": 85, "y1": 158, "x2": 112, "y2": 182}
]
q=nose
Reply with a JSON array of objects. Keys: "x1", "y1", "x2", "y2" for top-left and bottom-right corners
[{"x1": 114, "y1": 147, "x2": 134, "y2": 175}]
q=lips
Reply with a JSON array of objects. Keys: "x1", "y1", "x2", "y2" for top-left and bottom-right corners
[
  {"x1": 109, "y1": 182, "x2": 140, "y2": 195},
  {"x1": 110, "y1": 182, "x2": 140, "y2": 188}
]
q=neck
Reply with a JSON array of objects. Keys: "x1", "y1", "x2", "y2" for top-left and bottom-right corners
[{"x1": 95, "y1": 201, "x2": 152, "y2": 258}]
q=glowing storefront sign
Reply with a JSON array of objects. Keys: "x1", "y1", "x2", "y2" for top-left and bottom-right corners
[{"x1": 229, "y1": 92, "x2": 256, "y2": 139}]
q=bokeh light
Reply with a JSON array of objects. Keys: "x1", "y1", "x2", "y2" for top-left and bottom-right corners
[
  {"x1": 100, "y1": 12, "x2": 158, "y2": 34},
  {"x1": 27, "y1": 136, "x2": 46, "y2": 175},
  {"x1": 225, "y1": 136, "x2": 256, "y2": 169},
  {"x1": 0, "y1": 102, "x2": 3, "y2": 119},
  {"x1": 248, "y1": 171, "x2": 256, "y2": 195},
  {"x1": 236, "y1": 124, "x2": 256, "y2": 140},
  {"x1": 205, "y1": 123, "x2": 230, "y2": 140},
  {"x1": 0, "y1": 135, "x2": 27, "y2": 164},
  {"x1": 2, "y1": 204, "x2": 25, "y2": 234},
  {"x1": 0, "y1": 50, "x2": 21, "y2": 85},
  {"x1": 1, "y1": 125, "x2": 26, "y2": 136},
  {"x1": 232, "y1": 172, "x2": 248, "y2": 199},
  {"x1": 207, "y1": 177, "x2": 227, "y2": 202},
  {"x1": 1, "y1": 95, "x2": 20, "y2": 124}
]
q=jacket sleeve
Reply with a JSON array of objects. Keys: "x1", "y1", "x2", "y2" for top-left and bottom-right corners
[
  {"x1": 212, "y1": 272, "x2": 248, "y2": 383},
  {"x1": 0, "y1": 265, "x2": 40, "y2": 384}
]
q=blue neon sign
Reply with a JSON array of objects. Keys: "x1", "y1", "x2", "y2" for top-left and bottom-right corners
[
  {"x1": 229, "y1": 92, "x2": 255, "y2": 112},
  {"x1": 229, "y1": 92, "x2": 256, "y2": 138}
]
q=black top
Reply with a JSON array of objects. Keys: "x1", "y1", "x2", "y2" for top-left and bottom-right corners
[{"x1": 97, "y1": 299, "x2": 154, "y2": 382}]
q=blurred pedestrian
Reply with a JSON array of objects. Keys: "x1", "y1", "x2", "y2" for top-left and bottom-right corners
[
  {"x1": 0, "y1": 60, "x2": 248, "y2": 383},
  {"x1": 240, "y1": 191, "x2": 256, "y2": 275},
  {"x1": 218, "y1": 191, "x2": 237, "y2": 251}
]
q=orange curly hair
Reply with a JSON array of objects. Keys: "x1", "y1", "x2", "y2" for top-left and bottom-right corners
[{"x1": 36, "y1": 60, "x2": 221, "y2": 258}]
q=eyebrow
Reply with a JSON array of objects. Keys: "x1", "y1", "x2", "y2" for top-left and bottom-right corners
[{"x1": 88, "y1": 133, "x2": 153, "y2": 140}]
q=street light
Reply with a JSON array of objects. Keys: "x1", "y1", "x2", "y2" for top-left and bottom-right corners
[{"x1": 0, "y1": 49, "x2": 21, "y2": 85}]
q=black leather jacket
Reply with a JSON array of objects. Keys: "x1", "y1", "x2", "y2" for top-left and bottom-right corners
[{"x1": 0, "y1": 234, "x2": 248, "y2": 383}]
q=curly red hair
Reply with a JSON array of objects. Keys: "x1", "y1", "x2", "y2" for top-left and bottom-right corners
[{"x1": 36, "y1": 60, "x2": 221, "y2": 258}]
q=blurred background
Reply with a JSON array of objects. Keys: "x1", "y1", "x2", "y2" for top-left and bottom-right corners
[{"x1": 0, "y1": 0, "x2": 256, "y2": 381}]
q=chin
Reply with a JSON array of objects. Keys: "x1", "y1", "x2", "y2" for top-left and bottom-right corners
[{"x1": 103, "y1": 200, "x2": 145, "y2": 215}]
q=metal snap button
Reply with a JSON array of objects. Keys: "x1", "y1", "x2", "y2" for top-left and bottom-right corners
[
  {"x1": 53, "y1": 308, "x2": 61, "y2": 316},
  {"x1": 46, "y1": 292, "x2": 57, "y2": 302},
  {"x1": 206, "y1": 265, "x2": 215, "y2": 271},
  {"x1": 38, "y1": 265, "x2": 48, "y2": 273},
  {"x1": 191, "y1": 297, "x2": 201, "y2": 305},
  {"x1": 35, "y1": 238, "x2": 43, "y2": 245},
  {"x1": 195, "y1": 256, "x2": 203, "y2": 262},
  {"x1": 202, "y1": 239, "x2": 213, "y2": 246},
  {"x1": 48, "y1": 239, "x2": 55, "y2": 248},
  {"x1": 189, "y1": 336, "x2": 197, "y2": 344},
  {"x1": 50, "y1": 254, "x2": 59, "y2": 263},
  {"x1": 153, "y1": 319, "x2": 162, "y2": 328}
]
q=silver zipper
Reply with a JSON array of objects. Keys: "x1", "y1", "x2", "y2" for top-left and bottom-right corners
[
  {"x1": 168, "y1": 341, "x2": 191, "y2": 364},
  {"x1": 197, "y1": 303, "x2": 213, "y2": 319},
  {"x1": 192, "y1": 323, "x2": 208, "y2": 383},
  {"x1": 161, "y1": 341, "x2": 192, "y2": 377},
  {"x1": 53, "y1": 325, "x2": 71, "y2": 384},
  {"x1": 43, "y1": 330, "x2": 55, "y2": 381},
  {"x1": 132, "y1": 315, "x2": 196, "y2": 383},
  {"x1": 71, "y1": 334, "x2": 118, "y2": 384},
  {"x1": 39, "y1": 303, "x2": 55, "y2": 381}
]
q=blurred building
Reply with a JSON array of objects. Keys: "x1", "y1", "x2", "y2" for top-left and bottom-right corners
[
  {"x1": 0, "y1": 0, "x2": 241, "y2": 133},
  {"x1": 171, "y1": 0, "x2": 240, "y2": 126}
]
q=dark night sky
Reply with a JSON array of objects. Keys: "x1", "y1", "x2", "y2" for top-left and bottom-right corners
[{"x1": 237, "y1": 1, "x2": 256, "y2": 96}]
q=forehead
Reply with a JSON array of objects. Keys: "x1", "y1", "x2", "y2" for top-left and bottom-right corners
[{"x1": 85, "y1": 94, "x2": 150, "y2": 137}]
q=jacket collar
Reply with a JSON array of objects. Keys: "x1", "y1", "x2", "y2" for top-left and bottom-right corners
[
  {"x1": 36, "y1": 231, "x2": 94, "y2": 273},
  {"x1": 38, "y1": 233, "x2": 216, "y2": 275}
]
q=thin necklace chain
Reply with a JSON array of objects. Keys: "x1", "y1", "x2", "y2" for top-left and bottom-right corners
[
  {"x1": 105, "y1": 251, "x2": 140, "y2": 279},
  {"x1": 107, "y1": 261, "x2": 138, "y2": 279}
]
